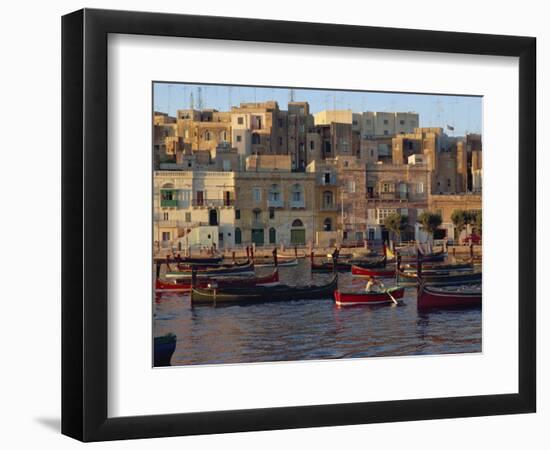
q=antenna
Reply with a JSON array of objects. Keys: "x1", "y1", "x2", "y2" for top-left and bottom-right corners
[{"x1": 289, "y1": 88, "x2": 295, "y2": 103}]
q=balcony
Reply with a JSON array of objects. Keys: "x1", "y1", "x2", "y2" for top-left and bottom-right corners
[
  {"x1": 267, "y1": 199, "x2": 284, "y2": 208},
  {"x1": 290, "y1": 200, "x2": 306, "y2": 209},
  {"x1": 192, "y1": 199, "x2": 235, "y2": 208},
  {"x1": 160, "y1": 199, "x2": 178, "y2": 207},
  {"x1": 320, "y1": 203, "x2": 338, "y2": 211}
]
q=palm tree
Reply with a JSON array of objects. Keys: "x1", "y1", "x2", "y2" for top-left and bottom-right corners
[
  {"x1": 417, "y1": 211, "x2": 442, "y2": 243},
  {"x1": 384, "y1": 212, "x2": 408, "y2": 248}
]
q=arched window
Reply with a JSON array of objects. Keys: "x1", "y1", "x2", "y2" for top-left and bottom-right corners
[
  {"x1": 323, "y1": 218, "x2": 332, "y2": 231},
  {"x1": 323, "y1": 190, "x2": 333, "y2": 208},
  {"x1": 292, "y1": 219, "x2": 303, "y2": 227}
]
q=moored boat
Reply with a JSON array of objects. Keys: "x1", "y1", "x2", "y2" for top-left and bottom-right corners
[
  {"x1": 351, "y1": 264, "x2": 396, "y2": 278},
  {"x1": 156, "y1": 269, "x2": 279, "y2": 292},
  {"x1": 154, "y1": 333, "x2": 177, "y2": 366},
  {"x1": 398, "y1": 269, "x2": 482, "y2": 285},
  {"x1": 255, "y1": 258, "x2": 298, "y2": 268},
  {"x1": 334, "y1": 286, "x2": 405, "y2": 306},
  {"x1": 165, "y1": 261, "x2": 255, "y2": 279},
  {"x1": 191, "y1": 274, "x2": 338, "y2": 305},
  {"x1": 417, "y1": 283, "x2": 481, "y2": 309}
]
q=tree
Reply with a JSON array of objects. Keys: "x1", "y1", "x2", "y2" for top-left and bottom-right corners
[
  {"x1": 417, "y1": 211, "x2": 442, "y2": 242},
  {"x1": 384, "y1": 212, "x2": 408, "y2": 247},
  {"x1": 450, "y1": 209, "x2": 466, "y2": 243},
  {"x1": 473, "y1": 209, "x2": 482, "y2": 235}
]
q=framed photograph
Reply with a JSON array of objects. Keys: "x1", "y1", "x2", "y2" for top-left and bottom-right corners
[{"x1": 62, "y1": 8, "x2": 536, "y2": 441}]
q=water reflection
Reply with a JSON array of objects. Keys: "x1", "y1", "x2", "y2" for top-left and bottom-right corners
[{"x1": 154, "y1": 259, "x2": 481, "y2": 366}]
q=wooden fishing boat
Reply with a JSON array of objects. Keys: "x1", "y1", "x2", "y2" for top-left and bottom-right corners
[
  {"x1": 334, "y1": 286, "x2": 405, "y2": 306},
  {"x1": 156, "y1": 269, "x2": 279, "y2": 292},
  {"x1": 399, "y1": 250, "x2": 447, "y2": 263},
  {"x1": 154, "y1": 333, "x2": 177, "y2": 366},
  {"x1": 154, "y1": 255, "x2": 223, "y2": 265},
  {"x1": 417, "y1": 283, "x2": 481, "y2": 309},
  {"x1": 398, "y1": 269, "x2": 481, "y2": 285},
  {"x1": 400, "y1": 261, "x2": 473, "y2": 272},
  {"x1": 165, "y1": 261, "x2": 255, "y2": 279},
  {"x1": 351, "y1": 264, "x2": 396, "y2": 278},
  {"x1": 191, "y1": 274, "x2": 338, "y2": 305},
  {"x1": 254, "y1": 258, "x2": 298, "y2": 268}
]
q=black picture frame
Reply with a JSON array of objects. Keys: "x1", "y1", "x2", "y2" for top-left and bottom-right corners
[{"x1": 62, "y1": 8, "x2": 536, "y2": 442}]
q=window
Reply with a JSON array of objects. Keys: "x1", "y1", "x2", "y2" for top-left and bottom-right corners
[
  {"x1": 383, "y1": 119, "x2": 389, "y2": 125},
  {"x1": 163, "y1": 212, "x2": 169, "y2": 220},
  {"x1": 384, "y1": 130, "x2": 389, "y2": 136},
  {"x1": 300, "y1": 125, "x2": 305, "y2": 133},
  {"x1": 417, "y1": 182, "x2": 424, "y2": 194},
  {"x1": 269, "y1": 208, "x2": 275, "y2": 219},
  {"x1": 323, "y1": 218, "x2": 332, "y2": 231},
  {"x1": 222, "y1": 160, "x2": 231, "y2": 171},
  {"x1": 236, "y1": 135, "x2": 242, "y2": 142},
  {"x1": 237, "y1": 117, "x2": 244, "y2": 125},
  {"x1": 377, "y1": 208, "x2": 397, "y2": 221},
  {"x1": 381, "y1": 183, "x2": 394, "y2": 193},
  {"x1": 162, "y1": 231, "x2": 170, "y2": 241},
  {"x1": 400, "y1": 120, "x2": 405, "y2": 125},
  {"x1": 253, "y1": 188, "x2": 262, "y2": 202},
  {"x1": 324, "y1": 172, "x2": 331, "y2": 184},
  {"x1": 235, "y1": 209, "x2": 241, "y2": 220},
  {"x1": 309, "y1": 140, "x2": 315, "y2": 150},
  {"x1": 205, "y1": 131, "x2": 211, "y2": 141},
  {"x1": 221, "y1": 131, "x2": 228, "y2": 141},
  {"x1": 292, "y1": 219, "x2": 304, "y2": 227},
  {"x1": 185, "y1": 212, "x2": 191, "y2": 222},
  {"x1": 253, "y1": 209, "x2": 262, "y2": 222},
  {"x1": 291, "y1": 184, "x2": 302, "y2": 202},
  {"x1": 269, "y1": 184, "x2": 281, "y2": 202},
  {"x1": 252, "y1": 134, "x2": 260, "y2": 145},
  {"x1": 278, "y1": 118, "x2": 283, "y2": 128},
  {"x1": 323, "y1": 191, "x2": 333, "y2": 207},
  {"x1": 348, "y1": 180, "x2": 356, "y2": 193},
  {"x1": 195, "y1": 190, "x2": 204, "y2": 206},
  {"x1": 235, "y1": 228, "x2": 242, "y2": 244}
]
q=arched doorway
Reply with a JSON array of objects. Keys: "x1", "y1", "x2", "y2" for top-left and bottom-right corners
[
  {"x1": 269, "y1": 227, "x2": 276, "y2": 244},
  {"x1": 209, "y1": 209, "x2": 218, "y2": 226},
  {"x1": 290, "y1": 219, "x2": 305, "y2": 245},
  {"x1": 323, "y1": 218, "x2": 332, "y2": 231}
]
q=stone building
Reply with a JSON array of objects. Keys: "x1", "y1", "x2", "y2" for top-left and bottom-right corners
[
  {"x1": 153, "y1": 170, "x2": 236, "y2": 251},
  {"x1": 361, "y1": 111, "x2": 419, "y2": 137}
]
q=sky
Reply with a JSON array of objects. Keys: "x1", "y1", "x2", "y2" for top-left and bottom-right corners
[{"x1": 153, "y1": 82, "x2": 482, "y2": 136}]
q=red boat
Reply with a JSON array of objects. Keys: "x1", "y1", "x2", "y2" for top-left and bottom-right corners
[
  {"x1": 334, "y1": 286, "x2": 405, "y2": 306},
  {"x1": 351, "y1": 264, "x2": 396, "y2": 278},
  {"x1": 417, "y1": 283, "x2": 481, "y2": 309},
  {"x1": 156, "y1": 269, "x2": 279, "y2": 293}
]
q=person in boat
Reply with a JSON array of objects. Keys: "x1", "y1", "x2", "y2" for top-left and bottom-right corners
[{"x1": 365, "y1": 276, "x2": 384, "y2": 293}]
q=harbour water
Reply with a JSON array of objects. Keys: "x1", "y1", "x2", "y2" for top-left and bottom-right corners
[{"x1": 153, "y1": 258, "x2": 481, "y2": 366}]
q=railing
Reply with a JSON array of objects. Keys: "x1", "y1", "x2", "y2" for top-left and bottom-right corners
[
  {"x1": 289, "y1": 200, "x2": 306, "y2": 209},
  {"x1": 267, "y1": 199, "x2": 284, "y2": 208},
  {"x1": 160, "y1": 199, "x2": 178, "y2": 207},
  {"x1": 192, "y1": 199, "x2": 235, "y2": 207},
  {"x1": 320, "y1": 203, "x2": 338, "y2": 211}
]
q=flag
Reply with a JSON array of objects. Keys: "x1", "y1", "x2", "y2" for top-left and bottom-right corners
[{"x1": 447, "y1": 124, "x2": 455, "y2": 131}]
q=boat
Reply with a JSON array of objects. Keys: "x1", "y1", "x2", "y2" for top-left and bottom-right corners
[
  {"x1": 165, "y1": 261, "x2": 255, "y2": 279},
  {"x1": 399, "y1": 250, "x2": 447, "y2": 263},
  {"x1": 156, "y1": 269, "x2": 279, "y2": 293},
  {"x1": 154, "y1": 255, "x2": 223, "y2": 265},
  {"x1": 154, "y1": 333, "x2": 177, "y2": 366},
  {"x1": 417, "y1": 282, "x2": 481, "y2": 309},
  {"x1": 191, "y1": 274, "x2": 338, "y2": 305},
  {"x1": 351, "y1": 264, "x2": 396, "y2": 278},
  {"x1": 254, "y1": 258, "x2": 298, "y2": 268},
  {"x1": 398, "y1": 269, "x2": 482, "y2": 285},
  {"x1": 334, "y1": 286, "x2": 405, "y2": 306},
  {"x1": 400, "y1": 261, "x2": 473, "y2": 272}
]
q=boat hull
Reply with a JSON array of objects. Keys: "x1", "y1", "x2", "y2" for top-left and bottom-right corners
[
  {"x1": 191, "y1": 275, "x2": 338, "y2": 305},
  {"x1": 156, "y1": 270, "x2": 279, "y2": 292},
  {"x1": 334, "y1": 287, "x2": 405, "y2": 306},
  {"x1": 351, "y1": 264, "x2": 395, "y2": 278},
  {"x1": 417, "y1": 284, "x2": 481, "y2": 309}
]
